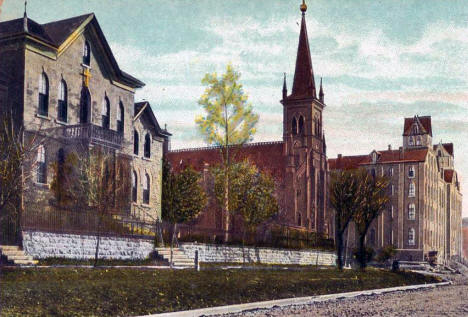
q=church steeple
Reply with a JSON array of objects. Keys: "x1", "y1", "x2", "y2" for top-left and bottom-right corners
[
  {"x1": 23, "y1": 0, "x2": 28, "y2": 32},
  {"x1": 290, "y1": 0, "x2": 316, "y2": 100},
  {"x1": 282, "y1": 72, "x2": 287, "y2": 100},
  {"x1": 319, "y1": 77, "x2": 324, "y2": 103}
]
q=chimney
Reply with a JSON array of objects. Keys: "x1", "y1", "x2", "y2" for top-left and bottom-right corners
[
  {"x1": 388, "y1": 144, "x2": 392, "y2": 151},
  {"x1": 338, "y1": 154, "x2": 342, "y2": 159},
  {"x1": 399, "y1": 146, "x2": 404, "y2": 159}
]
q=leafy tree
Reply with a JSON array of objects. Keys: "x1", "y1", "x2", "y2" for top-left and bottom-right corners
[
  {"x1": 329, "y1": 169, "x2": 363, "y2": 270},
  {"x1": 162, "y1": 161, "x2": 207, "y2": 266},
  {"x1": 195, "y1": 64, "x2": 259, "y2": 241},
  {"x1": 353, "y1": 170, "x2": 390, "y2": 270},
  {"x1": 212, "y1": 161, "x2": 278, "y2": 248},
  {"x1": 50, "y1": 147, "x2": 131, "y2": 267}
]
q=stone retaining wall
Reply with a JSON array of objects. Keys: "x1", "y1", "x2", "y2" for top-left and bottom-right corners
[
  {"x1": 22, "y1": 231, "x2": 154, "y2": 260},
  {"x1": 180, "y1": 243, "x2": 336, "y2": 266}
]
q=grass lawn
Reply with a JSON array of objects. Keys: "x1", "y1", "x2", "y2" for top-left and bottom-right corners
[
  {"x1": 0, "y1": 267, "x2": 440, "y2": 317},
  {"x1": 36, "y1": 257, "x2": 163, "y2": 267}
]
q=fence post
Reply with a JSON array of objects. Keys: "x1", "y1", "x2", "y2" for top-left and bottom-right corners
[{"x1": 195, "y1": 249, "x2": 200, "y2": 271}]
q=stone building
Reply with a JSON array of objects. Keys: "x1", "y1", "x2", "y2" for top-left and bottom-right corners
[
  {"x1": 166, "y1": 2, "x2": 329, "y2": 237},
  {"x1": 0, "y1": 11, "x2": 169, "y2": 244},
  {"x1": 329, "y1": 116, "x2": 463, "y2": 262}
]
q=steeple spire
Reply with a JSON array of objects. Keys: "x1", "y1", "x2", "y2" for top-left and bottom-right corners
[
  {"x1": 282, "y1": 72, "x2": 287, "y2": 100},
  {"x1": 23, "y1": 0, "x2": 28, "y2": 32},
  {"x1": 319, "y1": 77, "x2": 324, "y2": 102},
  {"x1": 290, "y1": 0, "x2": 316, "y2": 100}
]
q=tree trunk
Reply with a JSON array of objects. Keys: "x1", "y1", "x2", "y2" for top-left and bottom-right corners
[
  {"x1": 170, "y1": 222, "x2": 177, "y2": 268},
  {"x1": 358, "y1": 233, "x2": 366, "y2": 270},
  {"x1": 224, "y1": 169, "x2": 230, "y2": 242},
  {"x1": 336, "y1": 230, "x2": 344, "y2": 270}
]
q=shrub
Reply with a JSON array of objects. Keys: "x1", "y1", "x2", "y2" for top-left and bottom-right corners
[
  {"x1": 353, "y1": 247, "x2": 375, "y2": 263},
  {"x1": 376, "y1": 245, "x2": 398, "y2": 263}
]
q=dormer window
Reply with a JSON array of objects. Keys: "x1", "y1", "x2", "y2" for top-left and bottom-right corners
[
  {"x1": 371, "y1": 152, "x2": 378, "y2": 163},
  {"x1": 83, "y1": 41, "x2": 91, "y2": 66}
]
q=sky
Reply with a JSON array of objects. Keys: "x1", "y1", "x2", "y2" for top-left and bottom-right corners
[{"x1": 2, "y1": 0, "x2": 468, "y2": 217}]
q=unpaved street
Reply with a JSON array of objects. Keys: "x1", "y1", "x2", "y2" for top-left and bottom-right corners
[{"x1": 223, "y1": 274, "x2": 468, "y2": 317}]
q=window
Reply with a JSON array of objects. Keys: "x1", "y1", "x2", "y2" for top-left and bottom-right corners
[
  {"x1": 409, "y1": 182, "x2": 415, "y2": 197},
  {"x1": 36, "y1": 145, "x2": 46, "y2": 184},
  {"x1": 58, "y1": 80, "x2": 68, "y2": 122},
  {"x1": 408, "y1": 203, "x2": 416, "y2": 220},
  {"x1": 143, "y1": 173, "x2": 150, "y2": 204},
  {"x1": 292, "y1": 117, "x2": 297, "y2": 135},
  {"x1": 416, "y1": 136, "x2": 421, "y2": 146},
  {"x1": 83, "y1": 41, "x2": 91, "y2": 65},
  {"x1": 38, "y1": 72, "x2": 49, "y2": 116},
  {"x1": 117, "y1": 101, "x2": 124, "y2": 134},
  {"x1": 80, "y1": 88, "x2": 90, "y2": 124},
  {"x1": 297, "y1": 212, "x2": 302, "y2": 226},
  {"x1": 132, "y1": 171, "x2": 137, "y2": 202},
  {"x1": 372, "y1": 152, "x2": 377, "y2": 163},
  {"x1": 408, "y1": 136, "x2": 414, "y2": 146},
  {"x1": 408, "y1": 166, "x2": 415, "y2": 178},
  {"x1": 144, "y1": 133, "x2": 151, "y2": 158},
  {"x1": 389, "y1": 167, "x2": 393, "y2": 176},
  {"x1": 408, "y1": 228, "x2": 415, "y2": 246},
  {"x1": 298, "y1": 116, "x2": 304, "y2": 135},
  {"x1": 134, "y1": 130, "x2": 139, "y2": 155},
  {"x1": 102, "y1": 97, "x2": 110, "y2": 129},
  {"x1": 412, "y1": 123, "x2": 419, "y2": 134}
]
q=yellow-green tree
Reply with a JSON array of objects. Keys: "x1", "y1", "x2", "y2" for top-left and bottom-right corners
[
  {"x1": 212, "y1": 161, "x2": 278, "y2": 248},
  {"x1": 196, "y1": 64, "x2": 259, "y2": 241}
]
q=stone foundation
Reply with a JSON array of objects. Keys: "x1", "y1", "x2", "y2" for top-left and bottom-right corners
[
  {"x1": 180, "y1": 243, "x2": 336, "y2": 266},
  {"x1": 22, "y1": 231, "x2": 154, "y2": 260}
]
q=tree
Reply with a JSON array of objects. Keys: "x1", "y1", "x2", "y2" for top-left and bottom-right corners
[
  {"x1": 353, "y1": 170, "x2": 390, "y2": 270},
  {"x1": 0, "y1": 116, "x2": 42, "y2": 245},
  {"x1": 195, "y1": 64, "x2": 259, "y2": 241},
  {"x1": 50, "y1": 147, "x2": 131, "y2": 267},
  {"x1": 329, "y1": 169, "x2": 362, "y2": 270},
  {"x1": 161, "y1": 160, "x2": 206, "y2": 266},
  {"x1": 212, "y1": 161, "x2": 278, "y2": 248}
]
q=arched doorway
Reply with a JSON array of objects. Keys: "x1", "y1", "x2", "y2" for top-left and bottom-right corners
[{"x1": 80, "y1": 87, "x2": 91, "y2": 124}]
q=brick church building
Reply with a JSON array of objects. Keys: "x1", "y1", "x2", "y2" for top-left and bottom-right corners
[{"x1": 166, "y1": 2, "x2": 330, "y2": 237}]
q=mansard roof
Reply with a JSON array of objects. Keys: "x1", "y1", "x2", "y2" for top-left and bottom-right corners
[
  {"x1": 134, "y1": 102, "x2": 171, "y2": 138},
  {"x1": 287, "y1": 6, "x2": 316, "y2": 101},
  {"x1": 329, "y1": 148, "x2": 429, "y2": 170},
  {"x1": 403, "y1": 116, "x2": 432, "y2": 137},
  {"x1": 0, "y1": 13, "x2": 144, "y2": 88},
  {"x1": 166, "y1": 141, "x2": 285, "y2": 181}
]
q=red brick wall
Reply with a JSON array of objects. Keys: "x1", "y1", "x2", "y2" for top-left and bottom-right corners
[{"x1": 463, "y1": 226, "x2": 468, "y2": 260}]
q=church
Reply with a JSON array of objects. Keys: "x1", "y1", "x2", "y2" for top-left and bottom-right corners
[{"x1": 166, "y1": 1, "x2": 330, "y2": 237}]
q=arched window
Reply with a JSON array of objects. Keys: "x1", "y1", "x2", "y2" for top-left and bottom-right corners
[
  {"x1": 292, "y1": 117, "x2": 297, "y2": 135},
  {"x1": 416, "y1": 136, "x2": 421, "y2": 146},
  {"x1": 38, "y1": 72, "x2": 49, "y2": 116},
  {"x1": 408, "y1": 203, "x2": 416, "y2": 220},
  {"x1": 409, "y1": 182, "x2": 415, "y2": 197},
  {"x1": 132, "y1": 171, "x2": 137, "y2": 202},
  {"x1": 36, "y1": 145, "x2": 46, "y2": 184},
  {"x1": 408, "y1": 228, "x2": 415, "y2": 246},
  {"x1": 117, "y1": 101, "x2": 124, "y2": 134},
  {"x1": 144, "y1": 133, "x2": 151, "y2": 158},
  {"x1": 102, "y1": 97, "x2": 110, "y2": 129},
  {"x1": 79, "y1": 88, "x2": 91, "y2": 124},
  {"x1": 133, "y1": 130, "x2": 139, "y2": 155},
  {"x1": 408, "y1": 166, "x2": 415, "y2": 178},
  {"x1": 83, "y1": 41, "x2": 91, "y2": 66},
  {"x1": 298, "y1": 116, "x2": 304, "y2": 135},
  {"x1": 369, "y1": 228, "x2": 376, "y2": 245},
  {"x1": 408, "y1": 136, "x2": 414, "y2": 146},
  {"x1": 297, "y1": 212, "x2": 302, "y2": 226},
  {"x1": 58, "y1": 80, "x2": 68, "y2": 122},
  {"x1": 143, "y1": 173, "x2": 150, "y2": 204}
]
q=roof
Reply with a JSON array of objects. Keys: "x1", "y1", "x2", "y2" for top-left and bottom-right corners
[
  {"x1": 166, "y1": 141, "x2": 285, "y2": 181},
  {"x1": 287, "y1": 10, "x2": 316, "y2": 101},
  {"x1": 329, "y1": 148, "x2": 429, "y2": 170},
  {"x1": 403, "y1": 116, "x2": 432, "y2": 137},
  {"x1": 444, "y1": 170, "x2": 454, "y2": 183},
  {"x1": 0, "y1": 14, "x2": 144, "y2": 88},
  {"x1": 134, "y1": 102, "x2": 171, "y2": 138},
  {"x1": 434, "y1": 143, "x2": 454, "y2": 157}
]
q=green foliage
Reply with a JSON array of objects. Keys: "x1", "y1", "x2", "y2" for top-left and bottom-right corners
[
  {"x1": 212, "y1": 161, "x2": 278, "y2": 237},
  {"x1": 195, "y1": 63, "x2": 259, "y2": 150},
  {"x1": 0, "y1": 268, "x2": 439, "y2": 316},
  {"x1": 353, "y1": 246, "x2": 375, "y2": 263},
  {"x1": 161, "y1": 160, "x2": 207, "y2": 224},
  {"x1": 375, "y1": 245, "x2": 398, "y2": 263}
]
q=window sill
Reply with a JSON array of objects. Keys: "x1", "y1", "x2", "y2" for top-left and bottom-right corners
[
  {"x1": 81, "y1": 63, "x2": 91, "y2": 69},
  {"x1": 36, "y1": 113, "x2": 51, "y2": 121},
  {"x1": 142, "y1": 157, "x2": 152, "y2": 161},
  {"x1": 34, "y1": 182, "x2": 49, "y2": 189},
  {"x1": 54, "y1": 119, "x2": 68, "y2": 126}
]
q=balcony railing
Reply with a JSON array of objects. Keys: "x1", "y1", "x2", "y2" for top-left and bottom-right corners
[{"x1": 61, "y1": 123, "x2": 123, "y2": 149}]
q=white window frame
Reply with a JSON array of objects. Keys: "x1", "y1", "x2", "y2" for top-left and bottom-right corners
[
  {"x1": 408, "y1": 203, "x2": 416, "y2": 220},
  {"x1": 408, "y1": 228, "x2": 415, "y2": 246},
  {"x1": 409, "y1": 182, "x2": 416, "y2": 197}
]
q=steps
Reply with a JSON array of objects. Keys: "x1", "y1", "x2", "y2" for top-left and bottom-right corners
[
  {"x1": 155, "y1": 247, "x2": 194, "y2": 267},
  {"x1": 0, "y1": 245, "x2": 38, "y2": 266}
]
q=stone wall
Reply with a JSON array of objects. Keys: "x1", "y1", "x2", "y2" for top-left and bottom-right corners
[
  {"x1": 22, "y1": 231, "x2": 153, "y2": 260},
  {"x1": 180, "y1": 243, "x2": 336, "y2": 266}
]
